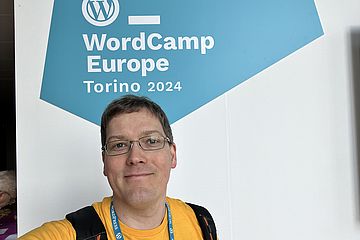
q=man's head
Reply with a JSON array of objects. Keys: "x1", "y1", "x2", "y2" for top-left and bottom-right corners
[
  {"x1": 101, "y1": 95, "x2": 173, "y2": 148},
  {"x1": 100, "y1": 95, "x2": 177, "y2": 208}
]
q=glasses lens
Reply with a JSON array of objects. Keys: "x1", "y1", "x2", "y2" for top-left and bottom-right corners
[
  {"x1": 139, "y1": 135, "x2": 165, "y2": 150},
  {"x1": 106, "y1": 140, "x2": 130, "y2": 155}
]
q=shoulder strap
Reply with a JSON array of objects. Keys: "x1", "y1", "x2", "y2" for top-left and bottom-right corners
[
  {"x1": 187, "y1": 202, "x2": 217, "y2": 240},
  {"x1": 66, "y1": 206, "x2": 107, "y2": 240}
]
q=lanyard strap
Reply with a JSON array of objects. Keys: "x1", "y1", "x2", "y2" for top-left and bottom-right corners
[{"x1": 110, "y1": 201, "x2": 175, "y2": 240}]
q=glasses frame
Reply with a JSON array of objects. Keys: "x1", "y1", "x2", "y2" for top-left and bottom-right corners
[{"x1": 102, "y1": 135, "x2": 172, "y2": 156}]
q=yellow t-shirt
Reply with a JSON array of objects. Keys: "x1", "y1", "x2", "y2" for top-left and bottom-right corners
[{"x1": 19, "y1": 197, "x2": 204, "y2": 240}]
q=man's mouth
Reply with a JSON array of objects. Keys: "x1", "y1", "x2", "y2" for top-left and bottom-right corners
[{"x1": 124, "y1": 173, "x2": 153, "y2": 178}]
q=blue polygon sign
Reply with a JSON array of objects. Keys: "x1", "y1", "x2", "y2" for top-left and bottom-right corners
[{"x1": 40, "y1": 0, "x2": 323, "y2": 125}]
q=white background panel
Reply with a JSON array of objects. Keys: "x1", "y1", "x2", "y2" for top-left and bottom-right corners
[{"x1": 170, "y1": 96, "x2": 231, "y2": 239}]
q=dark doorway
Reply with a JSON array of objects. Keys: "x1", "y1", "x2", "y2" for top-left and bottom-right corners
[{"x1": 0, "y1": 0, "x2": 15, "y2": 171}]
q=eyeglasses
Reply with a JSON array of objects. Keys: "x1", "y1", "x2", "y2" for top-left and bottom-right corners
[{"x1": 102, "y1": 134, "x2": 172, "y2": 156}]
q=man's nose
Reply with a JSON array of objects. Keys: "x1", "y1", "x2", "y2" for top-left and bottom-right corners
[{"x1": 126, "y1": 141, "x2": 146, "y2": 165}]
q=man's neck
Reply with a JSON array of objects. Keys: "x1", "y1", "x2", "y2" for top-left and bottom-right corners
[{"x1": 113, "y1": 197, "x2": 167, "y2": 230}]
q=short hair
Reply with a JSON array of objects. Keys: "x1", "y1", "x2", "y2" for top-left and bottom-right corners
[{"x1": 100, "y1": 95, "x2": 173, "y2": 147}]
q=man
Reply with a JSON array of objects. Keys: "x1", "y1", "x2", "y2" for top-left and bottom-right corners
[{"x1": 19, "y1": 95, "x2": 217, "y2": 240}]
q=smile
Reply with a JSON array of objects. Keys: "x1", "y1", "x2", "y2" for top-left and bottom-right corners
[{"x1": 124, "y1": 173, "x2": 153, "y2": 179}]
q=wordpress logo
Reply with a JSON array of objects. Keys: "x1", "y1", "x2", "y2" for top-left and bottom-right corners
[{"x1": 82, "y1": 0, "x2": 120, "y2": 27}]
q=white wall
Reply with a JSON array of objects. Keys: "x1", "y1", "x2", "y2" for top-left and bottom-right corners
[{"x1": 15, "y1": 0, "x2": 360, "y2": 239}]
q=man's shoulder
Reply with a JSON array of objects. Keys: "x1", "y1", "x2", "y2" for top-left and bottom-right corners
[{"x1": 19, "y1": 219, "x2": 75, "y2": 239}]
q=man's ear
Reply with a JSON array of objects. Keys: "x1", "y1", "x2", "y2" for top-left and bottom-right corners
[{"x1": 170, "y1": 143, "x2": 177, "y2": 169}]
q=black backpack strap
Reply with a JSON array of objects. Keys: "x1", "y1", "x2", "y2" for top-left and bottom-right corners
[
  {"x1": 187, "y1": 203, "x2": 217, "y2": 240},
  {"x1": 66, "y1": 206, "x2": 107, "y2": 240}
]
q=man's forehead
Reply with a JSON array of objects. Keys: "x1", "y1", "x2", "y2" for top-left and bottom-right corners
[
  {"x1": 107, "y1": 130, "x2": 164, "y2": 142},
  {"x1": 107, "y1": 109, "x2": 164, "y2": 135},
  {"x1": 111, "y1": 108, "x2": 159, "y2": 122}
]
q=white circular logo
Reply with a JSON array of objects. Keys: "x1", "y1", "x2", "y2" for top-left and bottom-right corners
[{"x1": 82, "y1": 0, "x2": 120, "y2": 27}]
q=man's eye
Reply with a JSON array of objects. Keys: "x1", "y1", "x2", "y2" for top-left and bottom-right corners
[
  {"x1": 146, "y1": 137, "x2": 160, "y2": 145},
  {"x1": 115, "y1": 143, "x2": 124, "y2": 148},
  {"x1": 147, "y1": 137, "x2": 159, "y2": 144},
  {"x1": 110, "y1": 142, "x2": 128, "y2": 150}
]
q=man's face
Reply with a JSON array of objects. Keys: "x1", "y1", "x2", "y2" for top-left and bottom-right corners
[{"x1": 103, "y1": 108, "x2": 177, "y2": 207}]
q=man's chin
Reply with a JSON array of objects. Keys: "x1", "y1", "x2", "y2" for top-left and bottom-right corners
[{"x1": 122, "y1": 188, "x2": 162, "y2": 207}]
